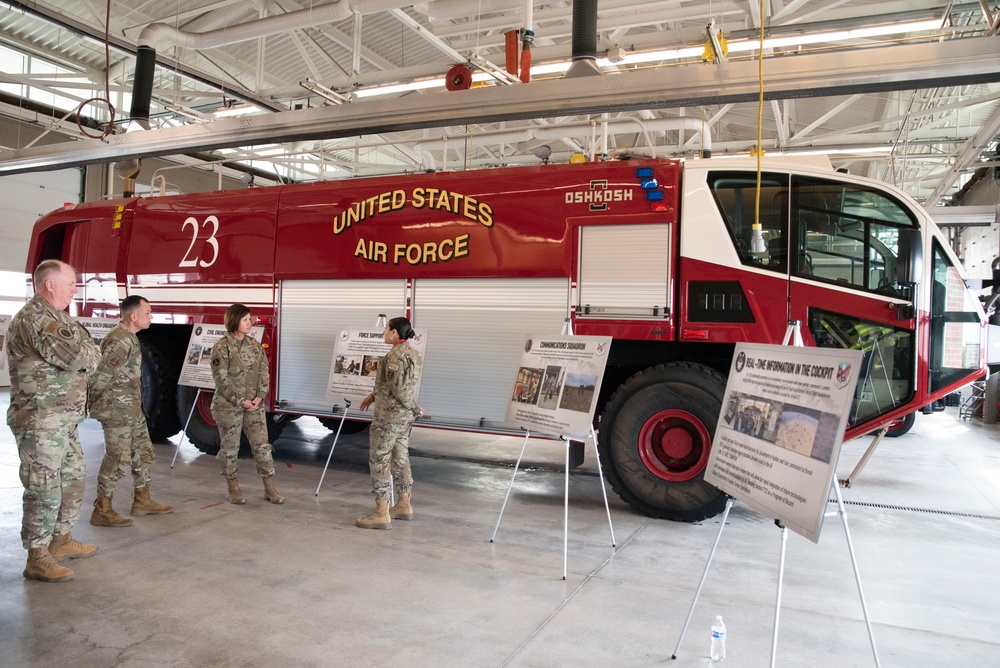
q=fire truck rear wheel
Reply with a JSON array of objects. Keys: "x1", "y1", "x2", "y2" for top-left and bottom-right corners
[
  {"x1": 140, "y1": 338, "x2": 182, "y2": 440},
  {"x1": 176, "y1": 386, "x2": 286, "y2": 457},
  {"x1": 598, "y1": 362, "x2": 729, "y2": 522},
  {"x1": 318, "y1": 417, "x2": 370, "y2": 434}
]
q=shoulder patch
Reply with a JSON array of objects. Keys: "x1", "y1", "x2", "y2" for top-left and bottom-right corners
[
  {"x1": 110, "y1": 357, "x2": 121, "y2": 367},
  {"x1": 56, "y1": 326, "x2": 74, "y2": 340},
  {"x1": 212, "y1": 358, "x2": 221, "y2": 367},
  {"x1": 387, "y1": 362, "x2": 400, "y2": 372}
]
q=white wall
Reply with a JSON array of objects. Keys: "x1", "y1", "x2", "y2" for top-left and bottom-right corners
[{"x1": 0, "y1": 168, "x2": 82, "y2": 274}]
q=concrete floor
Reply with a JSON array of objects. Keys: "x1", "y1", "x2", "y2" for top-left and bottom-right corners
[{"x1": 1, "y1": 389, "x2": 998, "y2": 667}]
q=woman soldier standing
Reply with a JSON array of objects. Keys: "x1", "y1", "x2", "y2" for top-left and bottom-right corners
[
  {"x1": 356, "y1": 316, "x2": 423, "y2": 529},
  {"x1": 210, "y1": 304, "x2": 284, "y2": 505}
]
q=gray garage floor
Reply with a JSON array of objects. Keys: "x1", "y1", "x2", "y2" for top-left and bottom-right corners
[{"x1": 1, "y1": 390, "x2": 998, "y2": 667}]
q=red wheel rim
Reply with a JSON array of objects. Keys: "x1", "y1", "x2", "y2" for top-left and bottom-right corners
[
  {"x1": 196, "y1": 391, "x2": 217, "y2": 427},
  {"x1": 637, "y1": 409, "x2": 711, "y2": 482},
  {"x1": 887, "y1": 417, "x2": 904, "y2": 430}
]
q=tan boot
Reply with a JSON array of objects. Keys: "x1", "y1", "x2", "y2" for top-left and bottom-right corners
[
  {"x1": 356, "y1": 499, "x2": 391, "y2": 529},
  {"x1": 226, "y1": 477, "x2": 246, "y2": 505},
  {"x1": 23, "y1": 547, "x2": 74, "y2": 582},
  {"x1": 131, "y1": 486, "x2": 173, "y2": 516},
  {"x1": 48, "y1": 533, "x2": 98, "y2": 561},
  {"x1": 389, "y1": 493, "x2": 413, "y2": 520},
  {"x1": 90, "y1": 495, "x2": 133, "y2": 527},
  {"x1": 262, "y1": 476, "x2": 284, "y2": 504}
]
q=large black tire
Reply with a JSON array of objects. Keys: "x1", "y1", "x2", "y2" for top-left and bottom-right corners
[
  {"x1": 140, "y1": 338, "x2": 182, "y2": 440},
  {"x1": 885, "y1": 411, "x2": 915, "y2": 438},
  {"x1": 176, "y1": 385, "x2": 285, "y2": 457},
  {"x1": 318, "y1": 417, "x2": 370, "y2": 434},
  {"x1": 598, "y1": 362, "x2": 729, "y2": 522}
]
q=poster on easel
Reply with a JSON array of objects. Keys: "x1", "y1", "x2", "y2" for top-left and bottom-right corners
[
  {"x1": 324, "y1": 329, "x2": 428, "y2": 407},
  {"x1": 705, "y1": 342, "x2": 863, "y2": 543},
  {"x1": 504, "y1": 335, "x2": 612, "y2": 439},
  {"x1": 78, "y1": 317, "x2": 121, "y2": 343},
  {"x1": 177, "y1": 324, "x2": 264, "y2": 389},
  {"x1": 0, "y1": 315, "x2": 10, "y2": 387}
]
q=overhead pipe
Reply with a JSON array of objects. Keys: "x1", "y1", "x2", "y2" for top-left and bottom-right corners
[
  {"x1": 564, "y1": 0, "x2": 602, "y2": 78},
  {"x1": 130, "y1": 0, "x2": 411, "y2": 127}
]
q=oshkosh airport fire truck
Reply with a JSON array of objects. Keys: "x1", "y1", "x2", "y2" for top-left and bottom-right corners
[{"x1": 27, "y1": 157, "x2": 985, "y2": 521}]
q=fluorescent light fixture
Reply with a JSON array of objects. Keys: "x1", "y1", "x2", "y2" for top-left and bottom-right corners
[
  {"x1": 353, "y1": 78, "x2": 445, "y2": 98},
  {"x1": 299, "y1": 78, "x2": 352, "y2": 104},
  {"x1": 212, "y1": 104, "x2": 263, "y2": 118},
  {"x1": 164, "y1": 104, "x2": 212, "y2": 122}
]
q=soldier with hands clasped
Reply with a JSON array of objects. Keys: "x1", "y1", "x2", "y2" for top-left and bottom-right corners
[
  {"x1": 356, "y1": 316, "x2": 424, "y2": 530},
  {"x1": 6, "y1": 260, "x2": 102, "y2": 582},
  {"x1": 89, "y1": 295, "x2": 173, "y2": 528},
  {"x1": 210, "y1": 303, "x2": 284, "y2": 505}
]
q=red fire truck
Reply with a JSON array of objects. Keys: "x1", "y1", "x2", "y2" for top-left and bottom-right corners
[{"x1": 27, "y1": 156, "x2": 985, "y2": 522}]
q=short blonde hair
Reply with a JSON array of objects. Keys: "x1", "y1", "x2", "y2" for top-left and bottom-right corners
[{"x1": 33, "y1": 259, "x2": 71, "y2": 289}]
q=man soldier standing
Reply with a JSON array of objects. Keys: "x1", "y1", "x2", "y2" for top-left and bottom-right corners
[
  {"x1": 89, "y1": 295, "x2": 173, "y2": 527},
  {"x1": 6, "y1": 260, "x2": 102, "y2": 582}
]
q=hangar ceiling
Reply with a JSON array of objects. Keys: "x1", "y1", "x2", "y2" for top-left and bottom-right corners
[{"x1": 0, "y1": 0, "x2": 999, "y2": 206}]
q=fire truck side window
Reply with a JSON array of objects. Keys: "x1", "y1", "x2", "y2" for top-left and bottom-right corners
[
  {"x1": 708, "y1": 172, "x2": 789, "y2": 273},
  {"x1": 808, "y1": 308, "x2": 915, "y2": 427},
  {"x1": 792, "y1": 177, "x2": 916, "y2": 296},
  {"x1": 929, "y1": 240, "x2": 983, "y2": 392}
]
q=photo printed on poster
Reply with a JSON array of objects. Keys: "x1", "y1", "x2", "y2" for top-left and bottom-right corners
[
  {"x1": 706, "y1": 342, "x2": 863, "y2": 543},
  {"x1": 325, "y1": 329, "x2": 428, "y2": 408},
  {"x1": 504, "y1": 335, "x2": 612, "y2": 439}
]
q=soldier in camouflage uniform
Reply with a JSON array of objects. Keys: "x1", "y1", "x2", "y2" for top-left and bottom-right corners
[
  {"x1": 88, "y1": 295, "x2": 173, "y2": 528},
  {"x1": 356, "y1": 316, "x2": 423, "y2": 530},
  {"x1": 209, "y1": 303, "x2": 284, "y2": 505},
  {"x1": 6, "y1": 260, "x2": 102, "y2": 582}
]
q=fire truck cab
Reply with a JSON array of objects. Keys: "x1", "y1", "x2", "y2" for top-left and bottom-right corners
[{"x1": 26, "y1": 156, "x2": 985, "y2": 522}]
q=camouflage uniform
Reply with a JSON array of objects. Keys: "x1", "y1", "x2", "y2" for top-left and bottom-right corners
[
  {"x1": 369, "y1": 340, "x2": 423, "y2": 500},
  {"x1": 88, "y1": 323, "x2": 155, "y2": 498},
  {"x1": 209, "y1": 332, "x2": 275, "y2": 479},
  {"x1": 6, "y1": 294, "x2": 101, "y2": 549}
]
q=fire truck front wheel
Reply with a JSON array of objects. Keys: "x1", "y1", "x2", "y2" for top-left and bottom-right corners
[
  {"x1": 176, "y1": 386, "x2": 286, "y2": 456},
  {"x1": 885, "y1": 411, "x2": 915, "y2": 437},
  {"x1": 598, "y1": 362, "x2": 729, "y2": 522},
  {"x1": 139, "y1": 338, "x2": 182, "y2": 440}
]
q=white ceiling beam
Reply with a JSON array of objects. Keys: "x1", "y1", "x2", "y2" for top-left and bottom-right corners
[{"x1": 3, "y1": 35, "x2": 1000, "y2": 175}]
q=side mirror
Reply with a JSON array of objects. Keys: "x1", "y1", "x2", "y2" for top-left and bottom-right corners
[{"x1": 896, "y1": 227, "x2": 922, "y2": 286}]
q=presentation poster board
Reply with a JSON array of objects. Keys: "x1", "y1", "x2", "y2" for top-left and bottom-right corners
[
  {"x1": 178, "y1": 324, "x2": 264, "y2": 389},
  {"x1": 705, "y1": 343, "x2": 863, "y2": 543},
  {"x1": 504, "y1": 335, "x2": 612, "y2": 439},
  {"x1": 78, "y1": 317, "x2": 121, "y2": 343},
  {"x1": 0, "y1": 314, "x2": 9, "y2": 386},
  {"x1": 325, "y1": 329, "x2": 428, "y2": 408}
]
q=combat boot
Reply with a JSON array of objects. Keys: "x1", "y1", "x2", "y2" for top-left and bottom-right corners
[
  {"x1": 356, "y1": 499, "x2": 391, "y2": 529},
  {"x1": 131, "y1": 486, "x2": 173, "y2": 516},
  {"x1": 48, "y1": 533, "x2": 98, "y2": 561},
  {"x1": 23, "y1": 547, "x2": 74, "y2": 582},
  {"x1": 389, "y1": 493, "x2": 413, "y2": 520},
  {"x1": 226, "y1": 477, "x2": 246, "y2": 505},
  {"x1": 262, "y1": 476, "x2": 285, "y2": 504},
  {"x1": 91, "y1": 495, "x2": 133, "y2": 527}
]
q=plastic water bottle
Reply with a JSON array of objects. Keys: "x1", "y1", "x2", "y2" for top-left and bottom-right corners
[{"x1": 711, "y1": 615, "x2": 726, "y2": 661}]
